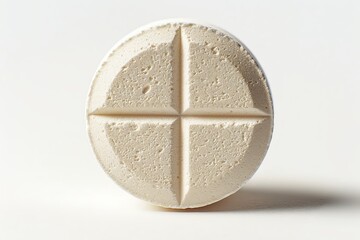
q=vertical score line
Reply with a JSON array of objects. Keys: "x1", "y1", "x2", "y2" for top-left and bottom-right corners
[
  {"x1": 173, "y1": 26, "x2": 188, "y2": 205},
  {"x1": 173, "y1": 26, "x2": 190, "y2": 205},
  {"x1": 172, "y1": 27, "x2": 183, "y2": 204},
  {"x1": 177, "y1": 27, "x2": 184, "y2": 204},
  {"x1": 179, "y1": 26, "x2": 190, "y2": 205}
]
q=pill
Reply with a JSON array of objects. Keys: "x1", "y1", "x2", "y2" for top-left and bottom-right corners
[{"x1": 86, "y1": 20, "x2": 273, "y2": 209}]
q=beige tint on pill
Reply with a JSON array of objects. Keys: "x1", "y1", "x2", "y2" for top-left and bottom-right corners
[{"x1": 87, "y1": 21, "x2": 273, "y2": 209}]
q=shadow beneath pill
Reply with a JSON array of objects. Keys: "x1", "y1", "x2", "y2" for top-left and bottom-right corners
[{"x1": 146, "y1": 185, "x2": 359, "y2": 212}]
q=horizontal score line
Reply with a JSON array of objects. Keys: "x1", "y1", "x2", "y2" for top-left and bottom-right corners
[
  {"x1": 88, "y1": 113, "x2": 270, "y2": 119},
  {"x1": 88, "y1": 108, "x2": 271, "y2": 118}
]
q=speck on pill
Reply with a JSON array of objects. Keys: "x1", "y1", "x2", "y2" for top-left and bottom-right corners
[{"x1": 87, "y1": 20, "x2": 274, "y2": 209}]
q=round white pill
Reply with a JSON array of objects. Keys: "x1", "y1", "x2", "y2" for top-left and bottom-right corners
[{"x1": 87, "y1": 20, "x2": 273, "y2": 209}]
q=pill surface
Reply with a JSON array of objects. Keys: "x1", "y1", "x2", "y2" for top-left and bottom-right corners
[{"x1": 87, "y1": 20, "x2": 273, "y2": 209}]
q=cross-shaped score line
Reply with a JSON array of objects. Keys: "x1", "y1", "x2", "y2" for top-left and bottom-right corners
[{"x1": 88, "y1": 26, "x2": 271, "y2": 205}]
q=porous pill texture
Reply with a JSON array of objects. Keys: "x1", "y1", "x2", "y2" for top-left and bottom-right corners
[{"x1": 87, "y1": 20, "x2": 273, "y2": 209}]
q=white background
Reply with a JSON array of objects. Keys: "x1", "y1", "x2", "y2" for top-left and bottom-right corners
[{"x1": 1, "y1": 0, "x2": 360, "y2": 239}]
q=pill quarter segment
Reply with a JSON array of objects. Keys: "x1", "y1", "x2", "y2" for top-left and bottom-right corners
[{"x1": 87, "y1": 22, "x2": 273, "y2": 208}]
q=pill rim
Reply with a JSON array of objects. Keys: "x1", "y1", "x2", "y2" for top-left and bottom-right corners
[{"x1": 85, "y1": 19, "x2": 274, "y2": 209}]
